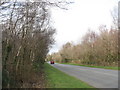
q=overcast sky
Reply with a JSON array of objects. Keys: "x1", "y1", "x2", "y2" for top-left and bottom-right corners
[{"x1": 49, "y1": 0, "x2": 118, "y2": 54}]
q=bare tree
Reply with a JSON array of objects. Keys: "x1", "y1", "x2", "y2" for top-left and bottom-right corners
[{"x1": 1, "y1": 0, "x2": 71, "y2": 88}]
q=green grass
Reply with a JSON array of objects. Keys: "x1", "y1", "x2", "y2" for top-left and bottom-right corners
[
  {"x1": 44, "y1": 63, "x2": 95, "y2": 88},
  {"x1": 61, "y1": 63, "x2": 119, "y2": 70}
]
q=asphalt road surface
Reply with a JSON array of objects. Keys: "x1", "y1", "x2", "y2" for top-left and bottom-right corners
[{"x1": 49, "y1": 63, "x2": 119, "y2": 88}]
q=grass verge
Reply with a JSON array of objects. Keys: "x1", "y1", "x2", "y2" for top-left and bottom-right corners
[
  {"x1": 44, "y1": 63, "x2": 95, "y2": 88},
  {"x1": 61, "y1": 63, "x2": 119, "y2": 70}
]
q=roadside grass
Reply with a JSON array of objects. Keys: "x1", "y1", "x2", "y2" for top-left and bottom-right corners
[
  {"x1": 61, "y1": 63, "x2": 119, "y2": 70},
  {"x1": 44, "y1": 63, "x2": 95, "y2": 88}
]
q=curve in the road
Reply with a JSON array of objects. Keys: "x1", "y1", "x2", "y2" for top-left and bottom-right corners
[{"x1": 49, "y1": 63, "x2": 118, "y2": 88}]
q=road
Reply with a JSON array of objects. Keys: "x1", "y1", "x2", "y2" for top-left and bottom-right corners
[{"x1": 49, "y1": 63, "x2": 119, "y2": 88}]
